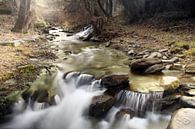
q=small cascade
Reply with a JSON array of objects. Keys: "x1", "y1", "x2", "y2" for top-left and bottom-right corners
[
  {"x1": 116, "y1": 90, "x2": 164, "y2": 116},
  {"x1": 0, "y1": 72, "x2": 170, "y2": 129}
]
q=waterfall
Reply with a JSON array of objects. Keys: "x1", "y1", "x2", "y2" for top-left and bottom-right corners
[
  {"x1": 116, "y1": 90, "x2": 164, "y2": 116},
  {"x1": 0, "y1": 72, "x2": 170, "y2": 129}
]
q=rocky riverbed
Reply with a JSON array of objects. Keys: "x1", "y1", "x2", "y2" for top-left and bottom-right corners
[{"x1": 1, "y1": 16, "x2": 195, "y2": 129}]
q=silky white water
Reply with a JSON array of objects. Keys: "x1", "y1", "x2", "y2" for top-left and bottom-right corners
[{"x1": 1, "y1": 72, "x2": 171, "y2": 129}]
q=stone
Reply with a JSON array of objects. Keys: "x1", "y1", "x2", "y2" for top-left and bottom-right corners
[
  {"x1": 130, "y1": 58, "x2": 163, "y2": 74},
  {"x1": 162, "y1": 57, "x2": 179, "y2": 63},
  {"x1": 160, "y1": 76, "x2": 180, "y2": 90},
  {"x1": 89, "y1": 95, "x2": 115, "y2": 118},
  {"x1": 185, "y1": 63, "x2": 195, "y2": 74},
  {"x1": 101, "y1": 75, "x2": 129, "y2": 90},
  {"x1": 186, "y1": 89, "x2": 195, "y2": 96},
  {"x1": 147, "y1": 52, "x2": 162, "y2": 59},
  {"x1": 75, "y1": 25, "x2": 94, "y2": 41},
  {"x1": 130, "y1": 75, "x2": 180, "y2": 93},
  {"x1": 170, "y1": 63, "x2": 183, "y2": 70},
  {"x1": 167, "y1": 108, "x2": 195, "y2": 129},
  {"x1": 115, "y1": 108, "x2": 135, "y2": 119},
  {"x1": 159, "y1": 49, "x2": 168, "y2": 53},
  {"x1": 180, "y1": 96, "x2": 195, "y2": 108},
  {"x1": 128, "y1": 50, "x2": 135, "y2": 56},
  {"x1": 144, "y1": 64, "x2": 165, "y2": 74}
]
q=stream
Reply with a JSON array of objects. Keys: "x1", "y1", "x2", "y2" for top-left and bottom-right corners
[{"x1": 0, "y1": 27, "x2": 171, "y2": 129}]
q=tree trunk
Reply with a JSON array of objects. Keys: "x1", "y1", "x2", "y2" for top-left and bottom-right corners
[{"x1": 12, "y1": 0, "x2": 35, "y2": 33}]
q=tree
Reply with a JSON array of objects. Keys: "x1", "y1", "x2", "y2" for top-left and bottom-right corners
[{"x1": 12, "y1": 0, "x2": 36, "y2": 33}]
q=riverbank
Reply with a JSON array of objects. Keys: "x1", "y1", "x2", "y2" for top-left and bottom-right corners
[{"x1": 0, "y1": 15, "x2": 56, "y2": 118}]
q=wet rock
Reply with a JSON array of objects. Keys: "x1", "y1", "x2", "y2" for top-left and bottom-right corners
[
  {"x1": 180, "y1": 96, "x2": 195, "y2": 108},
  {"x1": 130, "y1": 58, "x2": 163, "y2": 74},
  {"x1": 130, "y1": 75, "x2": 180, "y2": 93},
  {"x1": 161, "y1": 76, "x2": 180, "y2": 90},
  {"x1": 75, "y1": 25, "x2": 94, "y2": 41},
  {"x1": 144, "y1": 64, "x2": 165, "y2": 74},
  {"x1": 161, "y1": 95, "x2": 181, "y2": 114},
  {"x1": 115, "y1": 108, "x2": 135, "y2": 119},
  {"x1": 185, "y1": 63, "x2": 195, "y2": 74},
  {"x1": 167, "y1": 108, "x2": 195, "y2": 129},
  {"x1": 89, "y1": 95, "x2": 115, "y2": 118},
  {"x1": 101, "y1": 75, "x2": 129, "y2": 95}
]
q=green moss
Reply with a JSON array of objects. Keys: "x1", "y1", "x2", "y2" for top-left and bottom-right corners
[
  {"x1": 186, "y1": 48, "x2": 195, "y2": 56},
  {"x1": 171, "y1": 47, "x2": 183, "y2": 54},
  {"x1": 6, "y1": 90, "x2": 22, "y2": 102},
  {"x1": 175, "y1": 41, "x2": 195, "y2": 49},
  {"x1": 14, "y1": 64, "x2": 39, "y2": 82},
  {"x1": 21, "y1": 72, "x2": 57, "y2": 104}
]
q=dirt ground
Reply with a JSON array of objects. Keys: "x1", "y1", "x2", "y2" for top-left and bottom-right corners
[
  {"x1": 0, "y1": 15, "x2": 56, "y2": 100},
  {"x1": 104, "y1": 16, "x2": 195, "y2": 52}
]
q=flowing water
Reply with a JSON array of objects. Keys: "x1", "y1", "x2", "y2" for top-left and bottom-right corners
[
  {"x1": 0, "y1": 28, "x2": 171, "y2": 129},
  {"x1": 1, "y1": 72, "x2": 170, "y2": 129}
]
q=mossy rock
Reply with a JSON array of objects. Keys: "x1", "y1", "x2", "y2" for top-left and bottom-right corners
[
  {"x1": 175, "y1": 41, "x2": 195, "y2": 49},
  {"x1": 171, "y1": 47, "x2": 183, "y2": 54},
  {"x1": 186, "y1": 48, "x2": 195, "y2": 57},
  {"x1": 14, "y1": 64, "x2": 40, "y2": 82},
  {"x1": 21, "y1": 72, "x2": 58, "y2": 104}
]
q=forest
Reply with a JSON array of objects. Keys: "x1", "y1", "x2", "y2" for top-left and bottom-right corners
[{"x1": 0, "y1": 0, "x2": 195, "y2": 129}]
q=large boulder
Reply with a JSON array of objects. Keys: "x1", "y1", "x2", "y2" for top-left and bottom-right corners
[
  {"x1": 167, "y1": 108, "x2": 195, "y2": 129},
  {"x1": 89, "y1": 95, "x2": 116, "y2": 118},
  {"x1": 101, "y1": 75, "x2": 129, "y2": 95},
  {"x1": 130, "y1": 58, "x2": 163, "y2": 74}
]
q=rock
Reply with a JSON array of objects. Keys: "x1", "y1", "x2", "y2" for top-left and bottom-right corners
[
  {"x1": 89, "y1": 95, "x2": 115, "y2": 118},
  {"x1": 180, "y1": 96, "x2": 195, "y2": 108},
  {"x1": 186, "y1": 89, "x2": 195, "y2": 96},
  {"x1": 160, "y1": 95, "x2": 181, "y2": 114},
  {"x1": 162, "y1": 57, "x2": 179, "y2": 63},
  {"x1": 115, "y1": 108, "x2": 135, "y2": 119},
  {"x1": 144, "y1": 64, "x2": 165, "y2": 74},
  {"x1": 101, "y1": 75, "x2": 129, "y2": 94},
  {"x1": 160, "y1": 76, "x2": 180, "y2": 90},
  {"x1": 185, "y1": 63, "x2": 195, "y2": 74},
  {"x1": 130, "y1": 75, "x2": 180, "y2": 93},
  {"x1": 163, "y1": 56, "x2": 168, "y2": 59},
  {"x1": 170, "y1": 63, "x2": 183, "y2": 70},
  {"x1": 75, "y1": 25, "x2": 94, "y2": 41},
  {"x1": 147, "y1": 52, "x2": 162, "y2": 59},
  {"x1": 128, "y1": 50, "x2": 135, "y2": 56},
  {"x1": 167, "y1": 108, "x2": 195, "y2": 129},
  {"x1": 105, "y1": 41, "x2": 112, "y2": 47},
  {"x1": 130, "y1": 58, "x2": 163, "y2": 74},
  {"x1": 159, "y1": 49, "x2": 168, "y2": 53},
  {"x1": 90, "y1": 37, "x2": 101, "y2": 42}
]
